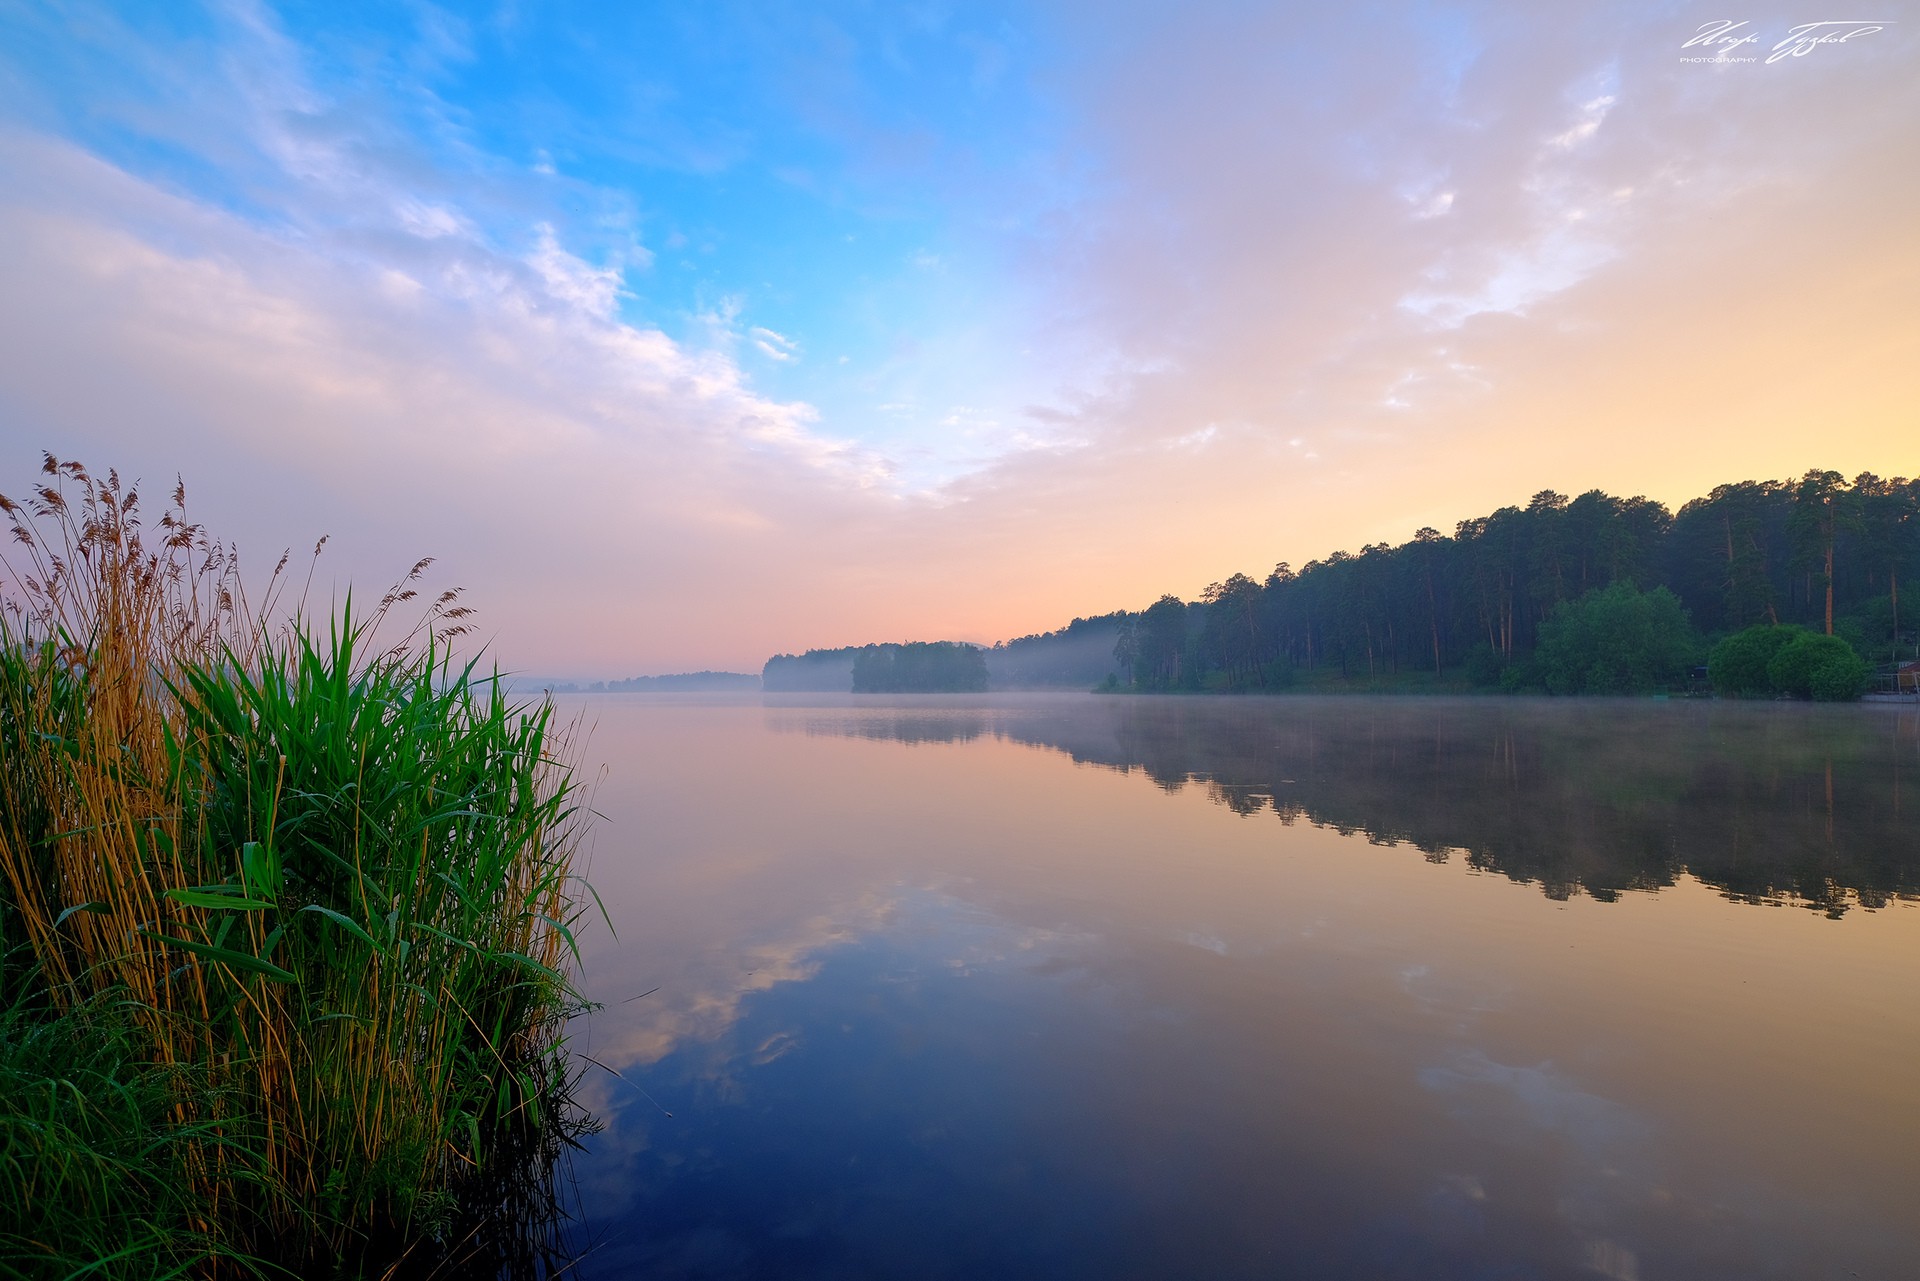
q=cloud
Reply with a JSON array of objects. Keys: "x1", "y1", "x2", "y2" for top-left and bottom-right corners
[
  {"x1": 0, "y1": 0, "x2": 1914, "y2": 673},
  {"x1": 1409, "y1": 189, "x2": 1456, "y2": 220},
  {"x1": 0, "y1": 124, "x2": 897, "y2": 670},
  {"x1": 526, "y1": 222, "x2": 631, "y2": 316},
  {"x1": 750, "y1": 325, "x2": 799, "y2": 362},
  {"x1": 906, "y1": 0, "x2": 1917, "y2": 604},
  {"x1": 395, "y1": 198, "x2": 475, "y2": 241}
]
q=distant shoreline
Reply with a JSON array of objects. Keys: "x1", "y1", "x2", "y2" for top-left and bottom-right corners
[{"x1": 526, "y1": 670, "x2": 761, "y2": 694}]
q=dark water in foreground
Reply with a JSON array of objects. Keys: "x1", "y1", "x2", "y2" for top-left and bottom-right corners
[{"x1": 562, "y1": 694, "x2": 1919, "y2": 1280}]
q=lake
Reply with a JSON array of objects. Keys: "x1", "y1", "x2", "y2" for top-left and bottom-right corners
[{"x1": 558, "y1": 693, "x2": 1919, "y2": 1280}]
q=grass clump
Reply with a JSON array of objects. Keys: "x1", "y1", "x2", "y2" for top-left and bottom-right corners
[
  {"x1": 0, "y1": 456, "x2": 594, "y2": 1277},
  {"x1": 0, "y1": 981, "x2": 248, "y2": 1279}
]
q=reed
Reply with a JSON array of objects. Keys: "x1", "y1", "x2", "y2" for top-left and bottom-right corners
[
  {"x1": 0, "y1": 456, "x2": 593, "y2": 1277},
  {"x1": 0, "y1": 976, "x2": 260, "y2": 1279}
]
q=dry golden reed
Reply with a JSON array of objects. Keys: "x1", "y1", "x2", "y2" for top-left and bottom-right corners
[{"x1": 0, "y1": 455, "x2": 592, "y2": 1277}]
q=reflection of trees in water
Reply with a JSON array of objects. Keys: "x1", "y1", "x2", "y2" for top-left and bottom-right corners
[
  {"x1": 788, "y1": 699, "x2": 1918, "y2": 917},
  {"x1": 776, "y1": 712, "x2": 1006, "y2": 746}
]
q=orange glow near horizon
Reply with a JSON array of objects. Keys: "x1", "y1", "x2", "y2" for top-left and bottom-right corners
[{"x1": 0, "y1": 7, "x2": 1914, "y2": 674}]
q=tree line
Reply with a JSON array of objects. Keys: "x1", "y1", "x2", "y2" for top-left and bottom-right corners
[
  {"x1": 1023, "y1": 469, "x2": 1917, "y2": 694},
  {"x1": 766, "y1": 641, "x2": 990, "y2": 692},
  {"x1": 766, "y1": 469, "x2": 1917, "y2": 696},
  {"x1": 851, "y1": 641, "x2": 988, "y2": 692}
]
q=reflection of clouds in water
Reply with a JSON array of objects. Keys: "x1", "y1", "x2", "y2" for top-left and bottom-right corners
[
  {"x1": 1398, "y1": 961, "x2": 1510, "y2": 1033},
  {"x1": 1419, "y1": 1051, "x2": 1655, "y2": 1276},
  {"x1": 751, "y1": 1030, "x2": 801, "y2": 1067},
  {"x1": 1422, "y1": 1171, "x2": 1490, "y2": 1243},
  {"x1": 571, "y1": 888, "x2": 1113, "y2": 1255},
  {"x1": 587, "y1": 887, "x2": 1095, "y2": 1077},
  {"x1": 1179, "y1": 929, "x2": 1230, "y2": 956},
  {"x1": 1419, "y1": 1051, "x2": 1651, "y2": 1158},
  {"x1": 913, "y1": 895, "x2": 1096, "y2": 977},
  {"x1": 1583, "y1": 1237, "x2": 1641, "y2": 1281},
  {"x1": 571, "y1": 887, "x2": 1105, "y2": 1201},
  {"x1": 591, "y1": 891, "x2": 902, "y2": 1073}
]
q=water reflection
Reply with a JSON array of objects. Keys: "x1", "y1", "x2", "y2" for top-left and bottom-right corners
[
  {"x1": 566, "y1": 694, "x2": 1920, "y2": 1280},
  {"x1": 775, "y1": 696, "x2": 1919, "y2": 916}
]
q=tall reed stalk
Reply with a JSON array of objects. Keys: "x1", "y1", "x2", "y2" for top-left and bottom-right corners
[{"x1": 0, "y1": 456, "x2": 593, "y2": 1277}]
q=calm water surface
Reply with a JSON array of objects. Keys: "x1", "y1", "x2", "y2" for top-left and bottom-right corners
[{"x1": 561, "y1": 694, "x2": 1919, "y2": 1280}]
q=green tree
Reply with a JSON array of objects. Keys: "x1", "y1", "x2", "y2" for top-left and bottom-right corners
[
  {"x1": 1200, "y1": 573, "x2": 1264, "y2": 687},
  {"x1": 1707, "y1": 625, "x2": 1803, "y2": 697},
  {"x1": 1110, "y1": 617, "x2": 1140, "y2": 686},
  {"x1": 1853, "y1": 473, "x2": 1918, "y2": 654},
  {"x1": 1787, "y1": 470, "x2": 1858, "y2": 635},
  {"x1": 1700, "y1": 481, "x2": 1786, "y2": 629},
  {"x1": 1133, "y1": 595, "x2": 1189, "y2": 689},
  {"x1": 1766, "y1": 632, "x2": 1868, "y2": 701},
  {"x1": 851, "y1": 641, "x2": 988, "y2": 692},
  {"x1": 1412, "y1": 526, "x2": 1448, "y2": 674},
  {"x1": 1533, "y1": 582, "x2": 1700, "y2": 695}
]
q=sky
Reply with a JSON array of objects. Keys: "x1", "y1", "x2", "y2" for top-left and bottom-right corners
[{"x1": 0, "y1": 1, "x2": 1914, "y2": 676}]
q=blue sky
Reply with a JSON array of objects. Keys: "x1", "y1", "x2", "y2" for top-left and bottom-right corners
[
  {"x1": 4, "y1": 0, "x2": 1093, "y2": 485},
  {"x1": 0, "y1": 2, "x2": 1913, "y2": 672}
]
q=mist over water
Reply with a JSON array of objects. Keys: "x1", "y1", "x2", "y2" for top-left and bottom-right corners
[
  {"x1": 772, "y1": 695, "x2": 1920, "y2": 912},
  {"x1": 565, "y1": 694, "x2": 1919, "y2": 1279}
]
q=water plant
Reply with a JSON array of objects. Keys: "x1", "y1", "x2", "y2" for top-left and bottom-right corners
[{"x1": 0, "y1": 456, "x2": 594, "y2": 1277}]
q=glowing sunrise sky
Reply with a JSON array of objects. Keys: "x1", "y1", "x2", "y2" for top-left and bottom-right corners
[{"x1": 0, "y1": 3, "x2": 1914, "y2": 675}]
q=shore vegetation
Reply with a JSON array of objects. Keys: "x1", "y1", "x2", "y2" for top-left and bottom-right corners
[{"x1": 0, "y1": 457, "x2": 593, "y2": 1278}]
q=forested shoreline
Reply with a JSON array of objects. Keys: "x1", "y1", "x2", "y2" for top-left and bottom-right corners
[{"x1": 767, "y1": 470, "x2": 1919, "y2": 695}]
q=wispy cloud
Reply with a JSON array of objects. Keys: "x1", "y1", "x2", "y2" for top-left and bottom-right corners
[
  {"x1": 527, "y1": 223, "x2": 631, "y2": 316},
  {"x1": 0, "y1": 1, "x2": 1912, "y2": 672},
  {"x1": 750, "y1": 325, "x2": 799, "y2": 362}
]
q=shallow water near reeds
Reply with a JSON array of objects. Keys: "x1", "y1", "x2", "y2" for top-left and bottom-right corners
[{"x1": 559, "y1": 693, "x2": 1919, "y2": 1280}]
